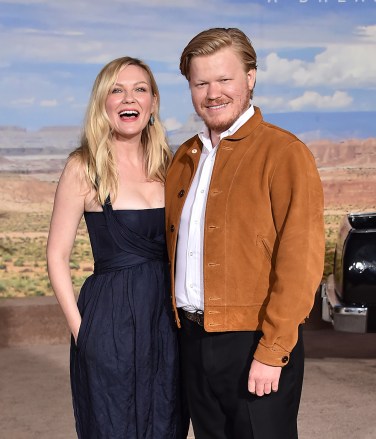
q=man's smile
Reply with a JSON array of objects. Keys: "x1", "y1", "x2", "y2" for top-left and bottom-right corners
[{"x1": 205, "y1": 102, "x2": 229, "y2": 111}]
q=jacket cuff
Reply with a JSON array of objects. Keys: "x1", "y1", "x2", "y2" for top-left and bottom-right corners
[{"x1": 254, "y1": 342, "x2": 291, "y2": 367}]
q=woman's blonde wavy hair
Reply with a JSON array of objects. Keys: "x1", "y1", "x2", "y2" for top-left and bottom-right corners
[{"x1": 70, "y1": 56, "x2": 172, "y2": 205}]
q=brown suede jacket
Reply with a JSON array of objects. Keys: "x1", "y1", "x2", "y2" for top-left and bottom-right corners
[{"x1": 165, "y1": 107, "x2": 325, "y2": 367}]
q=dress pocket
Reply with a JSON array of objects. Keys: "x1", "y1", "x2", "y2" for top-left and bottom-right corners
[
  {"x1": 75, "y1": 307, "x2": 92, "y2": 350},
  {"x1": 75, "y1": 320, "x2": 83, "y2": 349},
  {"x1": 74, "y1": 276, "x2": 95, "y2": 350}
]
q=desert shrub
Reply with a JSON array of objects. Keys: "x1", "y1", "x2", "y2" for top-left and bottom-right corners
[
  {"x1": 70, "y1": 261, "x2": 80, "y2": 270},
  {"x1": 35, "y1": 290, "x2": 46, "y2": 296}
]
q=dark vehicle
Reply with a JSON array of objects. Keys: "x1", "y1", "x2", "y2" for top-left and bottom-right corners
[{"x1": 321, "y1": 211, "x2": 376, "y2": 333}]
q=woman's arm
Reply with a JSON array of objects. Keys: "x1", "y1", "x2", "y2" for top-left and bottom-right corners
[{"x1": 46, "y1": 157, "x2": 88, "y2": 343}]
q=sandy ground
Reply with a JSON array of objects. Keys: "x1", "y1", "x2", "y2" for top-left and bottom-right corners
[{"x1": 1, "y1": 329, "x2": 376, "y2": 439}]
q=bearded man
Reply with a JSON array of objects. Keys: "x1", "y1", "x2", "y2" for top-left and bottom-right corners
[{"x1": 165, "y1": 27, "x2": 325, "y2": 439}]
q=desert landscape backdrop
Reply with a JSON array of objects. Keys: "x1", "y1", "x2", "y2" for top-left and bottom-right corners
[{"x1": 0, "y1": 124, "x2": 375, "y2": 298}]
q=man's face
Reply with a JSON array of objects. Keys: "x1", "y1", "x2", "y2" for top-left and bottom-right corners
[{"x1": 189, "y1": 47, "x2": 256, "y2": 137}]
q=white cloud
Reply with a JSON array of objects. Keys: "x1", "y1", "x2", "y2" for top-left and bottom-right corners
[
  {"x1": 254, "y1": 90, "x2": 353, "y2": 112},
  {"x1": 16, "y1": 28, "x2": 84, "y2": 37},
  {"x1": 40, "y1": 99, "x2": 58, "y2": 107},
  {"x1": 163, "y1": 117, "x2": 182, "y2": 131},
  {"x1": 260, "y1": 53, "x2": 303, "y2": 85},
  {"x1": 260, "y1": 30, "x2": 376, "y2": 89},
  {"x1": 0, "y1": 26, "x2": 186, "y2": 65},
  {"x1": 302, "y1": 44, "x2": 376, "y2": 87},
  {"x1": 10, "y1": 98, "x2": 36, "y2": 107},
  {"x1": 355, "y1": 24, "x2": 376, "y2": 42},
  {"x1": 288, "y1": 91, "x2": 353, "y2": 111},
  {"x1": 253, "y1": 95, "x2": 285, "y2": 111},
  {"x1": 0, "y1": 0, "x2": 265, "y2": 67},
  {"x1": 0, "y1": 1, "x2": 375, "y2": 128},
  {"x1": 1, "y1": 74, "x2": 60, "y2": 104}
]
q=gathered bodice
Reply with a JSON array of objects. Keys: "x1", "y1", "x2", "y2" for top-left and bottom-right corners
[{"x1": 84, "y1": 204, "x2": 167, "y2": 274}]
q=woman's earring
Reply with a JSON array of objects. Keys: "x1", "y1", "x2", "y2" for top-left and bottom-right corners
[{"x1": 149, "y1": 114, "x2": 155, "y2": 126}]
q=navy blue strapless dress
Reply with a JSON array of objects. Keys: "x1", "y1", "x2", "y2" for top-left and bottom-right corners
[{"x1": 70, "y1": 201, "x2": 179, "y2": 439}]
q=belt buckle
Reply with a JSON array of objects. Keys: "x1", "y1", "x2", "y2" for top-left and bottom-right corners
[{"x1": 184, "y1": 309, "x2": 204, "y2": 327}]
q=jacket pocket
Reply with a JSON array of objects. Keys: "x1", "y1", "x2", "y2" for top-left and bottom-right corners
[{"x1": 256, "y1": 235, "x2": 272, "y2": 262}]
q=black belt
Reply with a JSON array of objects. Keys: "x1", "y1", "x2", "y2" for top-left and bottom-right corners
[{"x1": 179, "y1": 309, "x2": 204, "y2": 326}]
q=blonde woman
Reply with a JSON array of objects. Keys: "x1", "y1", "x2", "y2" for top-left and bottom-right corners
[{"x1": 47, "y1": 57, "x2": 181, "y2": 438}]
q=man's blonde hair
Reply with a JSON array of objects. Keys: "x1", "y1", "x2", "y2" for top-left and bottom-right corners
[{"x1": 180, "y1": 28, "x2": 257, "y2": 98}]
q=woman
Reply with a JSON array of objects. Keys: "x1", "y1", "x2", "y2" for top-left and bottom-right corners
[{"x1": 47, "y1": 57, "x2": 180, "y2": 438}]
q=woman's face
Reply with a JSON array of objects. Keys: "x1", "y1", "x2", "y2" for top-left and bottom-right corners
[{"x1": 105, "y1": 64, "x2": 156, "y2": 141}]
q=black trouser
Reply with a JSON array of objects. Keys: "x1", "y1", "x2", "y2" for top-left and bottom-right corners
[{"x1": 178, "y1": 310, "x2": 304, "y2": 439}]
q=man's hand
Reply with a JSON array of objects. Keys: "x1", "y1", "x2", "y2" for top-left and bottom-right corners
[{"x1": 248, "y1": 359, "x2": 282, "y2": 396}]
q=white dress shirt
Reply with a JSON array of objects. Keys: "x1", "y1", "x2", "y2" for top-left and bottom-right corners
[{"x1": 175, "y1": 105, "x2": 255, "y2": 311}]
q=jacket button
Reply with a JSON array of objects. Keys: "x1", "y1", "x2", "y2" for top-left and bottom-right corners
[
  {"x1": 170, "y1": 225, "x2": 175, "y2": 232},
  {"x1": 281, "y1": 356, "x2": 289, "y2": 364},
  {"x1": 178, "y1": 189, "x2": 185, "y2": 198}
]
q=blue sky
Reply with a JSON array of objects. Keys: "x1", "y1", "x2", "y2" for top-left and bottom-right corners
[{"x1": 0, "y1": 0, "x2": 375, "y2": 131}]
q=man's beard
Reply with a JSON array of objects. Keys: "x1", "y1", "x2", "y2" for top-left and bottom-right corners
[{"x1": 199, "y1": 88, "x2": 251, "y2": 134}]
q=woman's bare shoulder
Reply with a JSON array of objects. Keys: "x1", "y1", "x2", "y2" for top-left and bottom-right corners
[{"x1": 54, "y1": 154, "x2": 91, "y2": 200}]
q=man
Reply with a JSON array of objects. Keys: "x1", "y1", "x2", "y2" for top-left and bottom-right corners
[{"x1": 165, "y1": 28, "x2": 325, "y2": 439}]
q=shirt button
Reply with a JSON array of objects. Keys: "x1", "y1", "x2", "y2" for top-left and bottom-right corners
[
  {"x1": 170, "y1": 225, "x2": 175, "y2": 232},
  {"x1": 200, "y1": 189, "x2": 204, "y2": 194},
  {"x1": 281, "y1": 356, "x2": 289, "y2": 364},
  {"x1": 192, "y1": 149, "x2": 197, "y2": 154},
  {"x1": 178, "y1": 189, "x2": 185, "y2": 198},
  {"x1": 189, "y1": 252, "x2": 193, "y2": 256}
]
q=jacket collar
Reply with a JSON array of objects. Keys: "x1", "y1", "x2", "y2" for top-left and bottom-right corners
[
  {"x1": 183, "y1": 106, "x2": 264, "y2": 161},
  {"x1": 224, "y1": 106, "x2": 263, "y2": 141}
]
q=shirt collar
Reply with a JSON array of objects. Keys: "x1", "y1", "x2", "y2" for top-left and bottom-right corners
[{"x1": 198, "y1": 104, "x2": 255, "y2": 152}]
